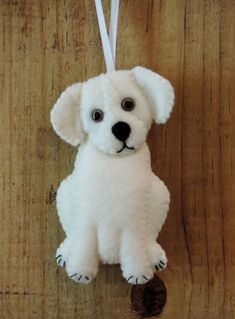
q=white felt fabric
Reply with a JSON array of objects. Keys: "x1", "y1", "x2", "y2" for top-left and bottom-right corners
[{"x1": 51, "y1": 66, "x2": 174, "y2": 284}]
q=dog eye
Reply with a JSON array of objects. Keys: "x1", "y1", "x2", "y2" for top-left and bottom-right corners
[
  {"x1": 121, "y1": 98, "x2": 135, "y2": 111},
  {"x1": 91, "y1": 109, "x2": 104, "y2": 122}
]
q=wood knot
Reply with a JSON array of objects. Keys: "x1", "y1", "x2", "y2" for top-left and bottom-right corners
[{"x1": 130, "y1": 275, "x2": 167, "y2": 318}]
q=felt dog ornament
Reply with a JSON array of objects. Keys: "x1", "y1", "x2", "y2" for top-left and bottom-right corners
[
  {"x1": 51, "y1": 66, "x2": 174, "y2": 284},
  {"x1": 51, "y1": 0, "x2": 174, "y2": 285}
]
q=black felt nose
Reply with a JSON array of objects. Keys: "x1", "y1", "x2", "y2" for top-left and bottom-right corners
[{"x1": 112, "y1": 121, "x2": 131, "y2": 141}]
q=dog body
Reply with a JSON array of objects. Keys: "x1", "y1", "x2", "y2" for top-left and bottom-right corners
[{"x1": 51, "y1": 67, "x2": 174, "y2": 284}]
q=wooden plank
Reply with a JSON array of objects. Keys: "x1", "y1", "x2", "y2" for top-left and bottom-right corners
[
  {"x1": 0, "y1": 0, "x2": 234, "y2": 318},
  {"x1": 220, "y1": 1, "x2": 235, "y2": 318}
]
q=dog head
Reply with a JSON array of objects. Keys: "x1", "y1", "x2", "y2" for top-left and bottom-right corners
[{"x1": 51, "y1": 66, "x2": 174, "y2": 156}]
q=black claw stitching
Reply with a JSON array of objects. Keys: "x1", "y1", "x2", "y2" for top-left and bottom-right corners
[
  {"x1": 70, "y1": 273, "x2": 78, "y2": 278},
  {"x1": 155, "y1": 265, "x2": 159, "y2": 271},
  {"x1": 136, "y1": 278, "x2": 138, "y2": 285},
  {"x1": 58, "y1": 259, "x2": 62, "y2": 264},
  {"x1": 128, "y1": 276, "x2": 133, "y2": 282},
  {"x1": 143, "y1": 275, "x2": 148, "y2": 281},
  {"x1": 63, "y1": 261, "x2": 66, "y2": 268},
  {"x1": 85, "y1": 276, "x2": 89, "y2": 281},
  {"x1": 158, "y1": 264, "x2": 163, "y2": 270},
  {"x1": 55, "y1": 255, "x2": 61, "y2": 260},
  {"x1": 160, "y1": 260, "x2": 165, "y2": 266},
  {"x1": 77, "y1": 275, "x2": 82, "y2": 281}
]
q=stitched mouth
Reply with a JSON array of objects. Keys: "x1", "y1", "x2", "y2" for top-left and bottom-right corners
[{"x1": 117, "y1": 142, "x2": 135, "y2": 153}]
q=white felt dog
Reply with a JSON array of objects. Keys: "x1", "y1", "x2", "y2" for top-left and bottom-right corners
[{"x1": 51, "y1": 66, "x2": 174, "y2": 285}]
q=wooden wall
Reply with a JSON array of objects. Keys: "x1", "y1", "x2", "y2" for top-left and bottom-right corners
[{"x1": 0, "y1": 0, "x2": 234, "y2": 318}]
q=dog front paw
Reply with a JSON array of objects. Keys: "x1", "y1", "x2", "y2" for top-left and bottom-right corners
[
  {"x1": 69, "y1": 272, "x2": 93, "y2": 284},
  {"x1": 122, "y1": 264, "x2": 154, "y2": 285},
  {"x1": 125, "y1": 273, "x2": 154, "y2": 285},
  {"x1": 66, "y1": 258, "x2": 98, "y2": 284},
  {"x1": 67, "y1": 266, "x2": 97, "y2": 284}
]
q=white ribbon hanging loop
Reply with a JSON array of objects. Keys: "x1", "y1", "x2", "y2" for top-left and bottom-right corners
[{"x1": 95, "y1": 0, "x2": 120, "y2": 73}]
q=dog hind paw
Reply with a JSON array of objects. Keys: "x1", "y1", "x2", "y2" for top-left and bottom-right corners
[
  {"x1": 149, "y1": 244, "x2": 168, "y2": 271},
  {"x1": 155, "y1": 258, "x2": 167, "y2": 271},
  {"x1": 55, "y1": 254, "x2": 66, "y2": 268}
]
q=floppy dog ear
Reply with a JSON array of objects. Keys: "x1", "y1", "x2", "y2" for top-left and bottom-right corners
[
  {"x1": 132, "y1": 66, "x2": 174, "y2": 124},
  {"x1": 50, "y1": 83, "x2": 85, "y2": 146}
]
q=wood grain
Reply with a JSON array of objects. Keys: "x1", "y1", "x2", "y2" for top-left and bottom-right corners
[{"x1": 0, "y1": 0, "x2": 234, "y2": 318}]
